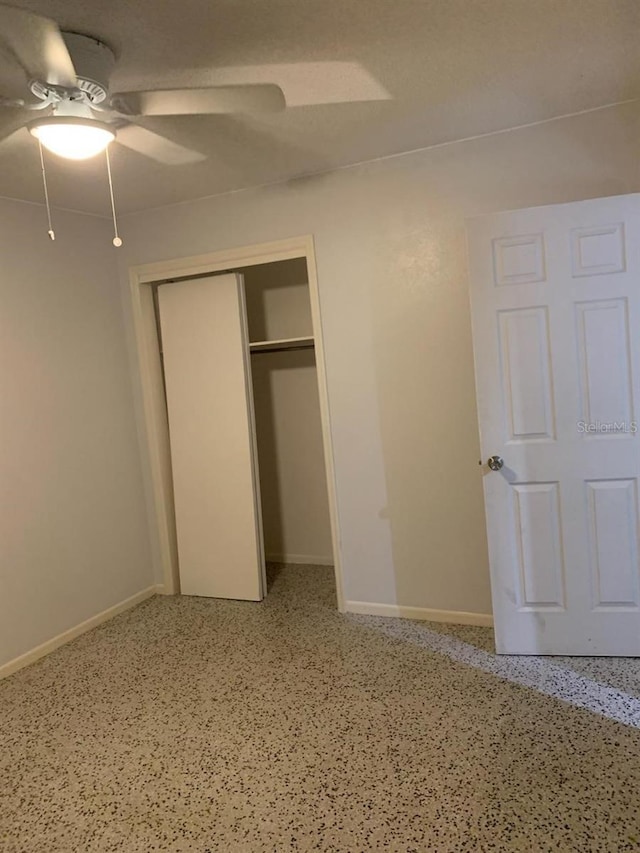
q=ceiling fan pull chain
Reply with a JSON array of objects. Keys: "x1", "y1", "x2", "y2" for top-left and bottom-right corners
[
  {"x1": 37, "y1": 142, "x2": 55, "y2": 241},
  {"x1": 105, "y1": 147, "x2": 122, "y2": 247}
]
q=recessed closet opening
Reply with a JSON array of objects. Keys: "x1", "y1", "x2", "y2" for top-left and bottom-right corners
[
  {"x1": 240, "y1": 259, "x2": 334, "y2": 571},
  {"x1": 134, "y1": 238, "x2": 342, "y2": 610}
]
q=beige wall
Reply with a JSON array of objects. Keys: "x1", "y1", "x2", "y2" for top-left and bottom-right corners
[
  {"x1": 242, "y1": 260, "x2": 332, "y2": 564},
  {"x1": 242, "y1": 258, "x2": 314, "y2": 342},
  {"x1": 119, "y1": 101, "x2": 640, "y2": 616},
  {"x1": 250, "y1": 348, "x2": 333, "y2": 564},
  {"x1": 0, "y1": 199, "x2": 154, "y2": 668}
]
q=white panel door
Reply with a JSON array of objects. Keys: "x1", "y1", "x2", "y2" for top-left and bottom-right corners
[
  {"x1": 467, "y1": 194, "x2": 640, "y2": 654},
  {"x1": 158, "y1": 274, "x2": 265, "y2": 600}
]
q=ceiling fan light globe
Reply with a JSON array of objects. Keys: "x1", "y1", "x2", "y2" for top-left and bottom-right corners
[{"x1": 28, "y1": 117, "x2": 116, "y2": 160}]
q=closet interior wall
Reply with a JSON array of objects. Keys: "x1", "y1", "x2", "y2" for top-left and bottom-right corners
[{"x1": 240, "y1": 259, "x2": 334, "y2": 567}]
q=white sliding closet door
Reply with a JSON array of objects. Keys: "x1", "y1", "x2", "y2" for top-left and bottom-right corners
[{"x1": 158, "y1": 274, "x2": 264, "y2": 600}]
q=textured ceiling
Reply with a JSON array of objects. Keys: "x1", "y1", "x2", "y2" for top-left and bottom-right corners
[{"x1": 0, "y1": 0, "x2": 639, "y2": 215}]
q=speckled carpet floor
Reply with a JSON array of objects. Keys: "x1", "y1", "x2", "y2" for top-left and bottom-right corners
[{"x1": 2, "y1": 565, "x2": 640, "y2": 852}]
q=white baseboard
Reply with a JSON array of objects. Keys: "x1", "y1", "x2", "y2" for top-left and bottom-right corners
[
  {"x1": 345, "y1": 600, "x2": 494, "y2": 628},
  {"x1": 0, "y1": 585, "x2": 162, "y2": 681},
  {"x1": 266, "y1": 553, "x2": 334, "y2": 566}
]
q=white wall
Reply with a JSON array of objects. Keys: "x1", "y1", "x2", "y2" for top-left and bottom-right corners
[
  {"x1": 0, "y1": 199, "x2": 154, "y2": 669},
  {"x1": 118, "y1": 101, "x2": 640, "y2": 617}
]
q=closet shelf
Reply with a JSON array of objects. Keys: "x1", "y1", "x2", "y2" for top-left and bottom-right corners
[{"x1": 249, "y1": 336, "x2": 315, "y2": 354}]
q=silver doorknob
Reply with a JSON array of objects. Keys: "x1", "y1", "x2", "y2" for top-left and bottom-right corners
[{"x1": 487, "y1": 455, "x2": 504, "y2": 471}]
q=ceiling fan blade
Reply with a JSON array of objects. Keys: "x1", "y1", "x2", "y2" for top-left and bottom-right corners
[
  {"x1": 111, "y1": 84, "x2": 286, "y2": 117},
  {"x1": 1, "y1": 125, "x2": 28, "y2": 149},
  {"x1": 115, "y1": 123, "x2": 206, "y2": 165},
  {"x1": 0, "y1": 4, "x2": 76, "y2": 88},
  {"x1": 0, "y1": 107, "x2": 30, "y2": 146}
]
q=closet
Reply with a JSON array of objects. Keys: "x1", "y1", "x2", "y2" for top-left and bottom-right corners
[{"x1": 156, "y1": 257, "x2": 334, "y2": 601}]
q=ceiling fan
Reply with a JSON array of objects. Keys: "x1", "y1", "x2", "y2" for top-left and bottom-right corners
[{"x1": 0, "y1": 3, "x2": 286, "y2": 163}]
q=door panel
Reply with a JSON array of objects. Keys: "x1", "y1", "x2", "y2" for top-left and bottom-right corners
[
  {"x1": 575, "y1": 298, "x2": 633, "y2": 430},
  {"x1": 158, "y1": 273, "x2": 264, "y2": 600},
  {"x1": 586, "y1": 479, "x2": 640, "y2": 609},
  {"x1": 498, "y1": 307, "x2": 555, "y2": 441},
  {"x1": 468, "y1": 194, "x2": 640, "y2": 654},
  {"x1": 511, "y1": 482, "x2": 565, "y2": 609}
]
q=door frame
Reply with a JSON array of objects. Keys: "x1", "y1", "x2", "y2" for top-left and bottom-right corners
[{"x1": 127, "y1": 235, "x2": 345, "y2": 610}]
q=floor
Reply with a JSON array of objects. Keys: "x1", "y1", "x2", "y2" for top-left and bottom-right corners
[{"x1": 2, "y1": 566, "x2": 640, "y2": 852}]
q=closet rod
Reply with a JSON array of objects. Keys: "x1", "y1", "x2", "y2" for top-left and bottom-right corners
[
  {"x1": 251, "y1": 342, "x2": 315, "y2": 355},
  {"x1": 249, "y1": 336, "x2": 315, "y2": 354}
]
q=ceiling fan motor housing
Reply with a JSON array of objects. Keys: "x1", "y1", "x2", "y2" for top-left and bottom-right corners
[{"x1": 30, "y1": 32, "x2": 115, "y2": 104}]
